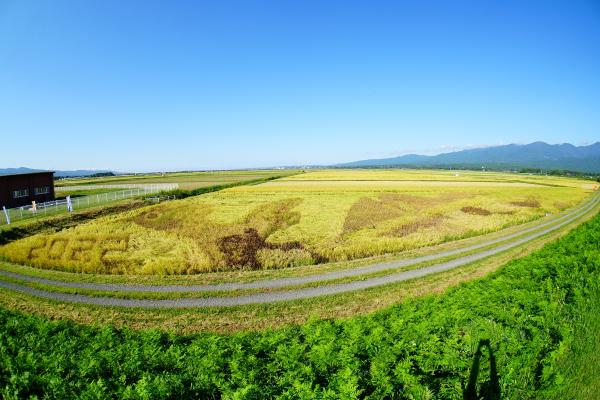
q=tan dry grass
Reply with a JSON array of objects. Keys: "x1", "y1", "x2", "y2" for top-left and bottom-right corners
[
  {"x1": 510, "y1": 196, "x2": 541, "y2": 208},
  {"x1": 461, "y1": 206, "x2": 492, "y2": 216}
]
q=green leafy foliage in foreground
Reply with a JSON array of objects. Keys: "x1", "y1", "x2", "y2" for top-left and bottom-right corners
[{"x1": 1, "y1": 216, "x2": 599, "y2": 399}]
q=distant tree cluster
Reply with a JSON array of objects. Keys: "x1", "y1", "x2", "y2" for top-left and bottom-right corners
[
  {"x1": 519, "y1": 168, "x2": 599, "y2": 180},
  {"x1": 54, "y1": 172, "x2": 115, "y2": 181},
  {"x1": 89, "y1": 172, "x2": 116, "y2": 178}
]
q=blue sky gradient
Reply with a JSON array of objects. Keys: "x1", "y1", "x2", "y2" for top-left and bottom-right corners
[{"x1": 1, "y1": 0, "x2": 599, "y2": 171}]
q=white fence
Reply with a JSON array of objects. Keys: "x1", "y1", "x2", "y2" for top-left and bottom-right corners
[
  {"x1": 1, "y1": 185, "x2": 174, "y2": 226},
  {"x1": 55, "y1": 183, "x2": 179, "y2": 191}
]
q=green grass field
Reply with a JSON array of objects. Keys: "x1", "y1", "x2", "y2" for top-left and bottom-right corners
[
  {"x1": 1, "y1": 169, "x2": 594, "y2": 275},
  {"x1": 54, "y1": 187, "x2": 124, "y2": 198}
]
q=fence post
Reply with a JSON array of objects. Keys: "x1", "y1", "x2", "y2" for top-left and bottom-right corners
[{"x1": 2, "y1": 206, "x2": 10, "y2": 225}]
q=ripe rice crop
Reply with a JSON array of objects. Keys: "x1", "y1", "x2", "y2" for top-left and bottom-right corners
[{"x1": 0, "y1": 170, "x2": 593, "y2": 275}]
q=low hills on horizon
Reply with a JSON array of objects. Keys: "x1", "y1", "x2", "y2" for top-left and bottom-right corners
[
  {"x1": 0, "y1": 167, "x2": 114, "y2": 178},
  {"x1": 337, "y1": 141, "x2": 600, "y2": 173},
  {"x1": 2, "y1": 141, "x2": 599, "y2": 177}
]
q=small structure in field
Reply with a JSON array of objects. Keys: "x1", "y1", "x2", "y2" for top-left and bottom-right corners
[{"x1": 0, "y1": 171, "x2": 55, "y2": 208}]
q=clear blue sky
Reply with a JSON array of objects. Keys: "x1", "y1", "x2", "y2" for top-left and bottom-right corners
[{"x1": 1, "y1": 1, "x2": 599, "y2": 171}]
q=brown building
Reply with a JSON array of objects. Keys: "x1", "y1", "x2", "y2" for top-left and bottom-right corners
[{"x1": 0, "y1": 171, "x2": 55, "y2": 209}]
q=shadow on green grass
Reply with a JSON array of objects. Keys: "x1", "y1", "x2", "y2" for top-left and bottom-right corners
[{"x1": 463, "y1": 339, "x2": 501, "y2": 400}]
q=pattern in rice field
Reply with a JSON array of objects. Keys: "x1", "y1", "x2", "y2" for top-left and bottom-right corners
[
  {"x1": 0, "y1": 170, "x2": 591, "y2": 275},
  {"x1": 21, "y1": 235, "x2": 130, "y2": 274}
]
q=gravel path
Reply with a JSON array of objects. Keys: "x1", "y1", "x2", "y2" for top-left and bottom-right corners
[
  {"x1": 1, "y1": 193, "x2": 598, "y2": 293},
  {"x1": 0, "y1": 193, "x2": 597, "y2": 308}
]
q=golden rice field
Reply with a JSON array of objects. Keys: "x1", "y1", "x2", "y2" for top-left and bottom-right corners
[{"x1": 0, "y1": 170, "x2": 595, "y2": 275}]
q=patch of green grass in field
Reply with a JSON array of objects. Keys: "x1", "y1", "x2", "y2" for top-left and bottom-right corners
[
  {"x1": 0, "y1": 207, "x2": 599, "y2": 399},
  {"x1": 54, "y1": 188, "x2": 122, "y2": 198}
]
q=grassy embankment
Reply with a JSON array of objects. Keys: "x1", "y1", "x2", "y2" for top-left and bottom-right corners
[{"x1": 1, "y1": 206, "x2": 599, "y2": 399}]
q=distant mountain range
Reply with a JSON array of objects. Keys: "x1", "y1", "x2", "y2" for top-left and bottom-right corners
[
  {"x1": 337, "y1": 141, "x2": 600, "y2": 173},
  {"x1": 3, "y1": 141, "x2": 600, "y2": 176},
  {"x1": 0, "y1": 167, "x2": 114, "y2": 178}
]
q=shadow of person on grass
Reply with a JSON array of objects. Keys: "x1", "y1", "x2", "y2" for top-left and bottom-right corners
[{"x1": 463, "y1": 339, "x2": 501, "y2": 400}]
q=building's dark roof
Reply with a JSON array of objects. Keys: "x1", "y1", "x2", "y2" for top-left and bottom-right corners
[{"x1": 0, "y1": 171, "x2": 55, "y2": 178}]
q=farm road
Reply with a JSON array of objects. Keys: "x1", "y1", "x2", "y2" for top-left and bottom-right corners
[{"x1": 0, "y1": 192, "x2": 598, "y2": 307}]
